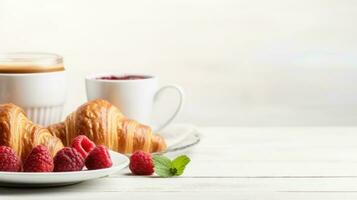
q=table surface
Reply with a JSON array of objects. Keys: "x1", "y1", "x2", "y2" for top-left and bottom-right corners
[{"x1": 2, "y1": 126, "x2": 357, "y2": 200}]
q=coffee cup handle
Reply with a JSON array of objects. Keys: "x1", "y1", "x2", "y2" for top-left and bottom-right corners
[{"x1": 153, "y1": 85, "x2": 184, "y2": 132}]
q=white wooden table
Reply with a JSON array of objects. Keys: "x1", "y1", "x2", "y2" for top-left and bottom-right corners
[{"x1": 2, "y1": 127, "x2": 357, "y2": 200}]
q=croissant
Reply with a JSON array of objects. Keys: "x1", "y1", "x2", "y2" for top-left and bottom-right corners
[
  {"x1": 48, "y1": 99, "x2": 167, "y2": 154},
  {"x1": 0, "y1": 103, "x2": 64, "y2": 161}
]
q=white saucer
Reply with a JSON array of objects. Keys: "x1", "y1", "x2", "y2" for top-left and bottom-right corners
[
  {"x1": 0, "y1": 151, "x2": 129, "y2": 187},
  {"x1": 161, "y1": 124, "x2": 201, "y2": 153}
]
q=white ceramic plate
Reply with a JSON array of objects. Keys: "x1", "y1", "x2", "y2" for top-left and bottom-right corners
[
  {"x1": 161, "y1": 124, "x2": 201, "y2": 154},
  {"x1": 0, "y1": 151, "x2": 129, "y2": 187},
  {"x1": 0, "y1": 124, "x2": 199, "y2": 187}
]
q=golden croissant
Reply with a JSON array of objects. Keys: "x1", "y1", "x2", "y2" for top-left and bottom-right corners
[
  {"x1": 0, "y1": 103, "x2": 64, "y2": 161},
  {"x1": 48, "y1": 99, "x2": 167, "y2": 154}
]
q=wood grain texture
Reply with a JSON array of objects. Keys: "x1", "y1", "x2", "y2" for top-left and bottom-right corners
[{"x1": 3, "y1": 126, "x2": 357, "y2": 199}]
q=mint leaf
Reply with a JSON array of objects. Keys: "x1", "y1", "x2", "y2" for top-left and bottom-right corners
[
  {"x1": 171, "y1": 155, "x2": 190, "y2": 176},
  {"x1": 155, "y1": 167, "x2": 172, "y2": 177},
  {"x1": 153, "y1": 155, "x2": 171, "y2": 168},
  {"x1": 153, "y1": 155, "x2": 191, "y2": 177},
  {"x1": 153, "y1": 155, "x2": 173, "y2": 177}
]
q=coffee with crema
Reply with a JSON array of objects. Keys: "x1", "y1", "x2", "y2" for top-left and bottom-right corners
[{"x1": 0, "y1": 64, "x2": 64, "y2": 73}]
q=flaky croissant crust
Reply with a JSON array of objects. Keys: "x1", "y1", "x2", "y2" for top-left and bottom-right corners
[
  {"x1": 0, "y1": 103, "x2": 64, "y2": 161},
  {"x1": 48, "y1": 99, "x2": 166, "y2": 154}
]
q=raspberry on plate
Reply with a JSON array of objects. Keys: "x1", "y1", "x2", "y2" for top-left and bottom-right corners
[
  {"x1": 0, "y1": 146, "x2": 21, "y2": 172},
  {"x1": 23, "y1": 145, "x2": 53, "y2": 172},
  {"x1": 129, "y1": 151, "x2": 154, "y2": 175},
  {"x1": 71, "y1": 135, "x2": 96, "y2": 159},
  {"x1": 54, "y1": 147, "x2": 84, "y2": 172},
  {"x1": 85, "y1": 145, "x2": 112, "y2": 170}
]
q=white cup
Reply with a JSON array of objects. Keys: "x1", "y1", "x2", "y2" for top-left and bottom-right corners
[
  {"x1": 0, "y1": 52, "x2": 66, "y2": 125},
  {"x1": 85, "y1": 74, "x2": 184, "y2": 132}
]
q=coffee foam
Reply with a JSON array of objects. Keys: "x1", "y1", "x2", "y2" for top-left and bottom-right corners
[{"x1": 0, "y1": 63, "x2": 64, "y2": 73}]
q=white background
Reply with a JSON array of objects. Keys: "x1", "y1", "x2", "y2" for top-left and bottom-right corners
[{"x1": 0, "y1": 0, "x2": 356, "y2": 126}]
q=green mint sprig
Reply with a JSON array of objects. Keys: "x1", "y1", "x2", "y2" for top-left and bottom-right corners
[{"x1": 152, "y1": 155, "x2": 190, "y2": 177}]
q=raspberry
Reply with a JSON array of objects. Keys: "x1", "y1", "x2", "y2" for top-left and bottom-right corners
[
  {"x1": 0, "y1": 146, "x2": 21, "y2": 172},
  {"x1": 85, "y1": 145, "x2": 112, "y2": 170},
  {"x1": 129, "y1": 151, "x2": 154, "y2": 175},
  {"x1": 23, "y1": 145, "x2": 53, "y2": 172},
  {"x1": 71, "y1": 135, "x2": 96, "y2": 159},
  {"x1": 53, "y1": 147, "x2": 84, "y2": 172}
]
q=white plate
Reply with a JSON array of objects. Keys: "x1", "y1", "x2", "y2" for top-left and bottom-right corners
[
  {"x1": 161, "y1": 124, "x2": 201, "y2": 154},
  {"x1": 0, "y1": 124, "x2": 200, "y2": 187},
  {"x1": 0, "y1": 151, "x2": 129, "y2": 187},
  {"x1": 161, "y1": 124, "x2": 196, "y2": 147}
]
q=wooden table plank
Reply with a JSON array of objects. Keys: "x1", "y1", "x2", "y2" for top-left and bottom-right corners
[
  {"x1": 2, "y1": 177, "x2": 357, "y2": 193},
  {"x1": 3, "y1": 178, "x2": 357, "y2": 199},
  {"x1": 5, "y1": 192, "x2": 357, "y2": 200},
  {"x1": 182, "y1": 127, "x2": 357, "y2": 176}
]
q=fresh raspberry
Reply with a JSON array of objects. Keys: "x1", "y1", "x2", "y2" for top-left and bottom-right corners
[
  {"x1": 85, "y1": 145, "x2": 112, "y2": 170},
  {"x1": 0, "y1": 146, "x2": 21, "y2": 172},
  {"x1": 53, "y1": 147, "x2": 84, "y2": 172},
  {"x1": 129, "y1": 151, "x2": 154, "y2": 175},
  {"x1": 23, "y1": 145, "x2": 53, "y2": 172},
  {"x1": 71, "y1": 135, "x2": 96, "y2": 159}
]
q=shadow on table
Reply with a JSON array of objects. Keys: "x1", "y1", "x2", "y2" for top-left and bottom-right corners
[{"x1": 0, "y1": 181, "x2": 92, "y2": 195}]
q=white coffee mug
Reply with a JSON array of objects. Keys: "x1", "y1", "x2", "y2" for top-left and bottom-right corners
[
  {"x1": 85, "y1": 74, "x2": 184, "y2": 132},
  {"x1": 0, "y1": 52, "x2": 66, "y2": 126}
]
